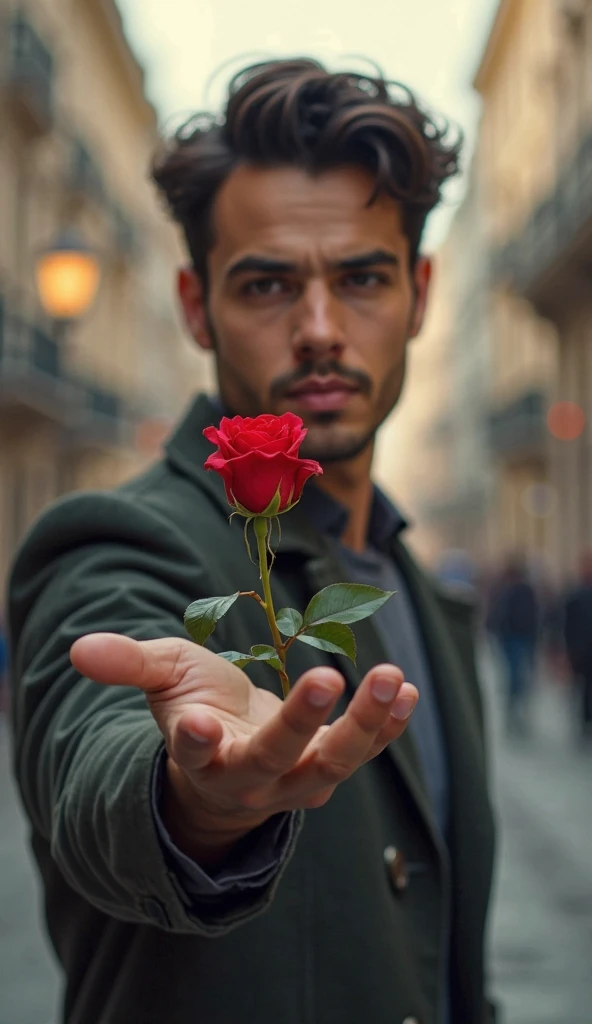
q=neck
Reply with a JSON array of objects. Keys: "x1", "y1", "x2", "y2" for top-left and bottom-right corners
[{"x1": 315, "y1": 444, "x2": 374, "y2": 552}]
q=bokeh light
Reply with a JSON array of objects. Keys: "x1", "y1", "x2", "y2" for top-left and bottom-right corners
[
  {"x1": 546, "y1": 401, "x2": 586, "y2": 442},
  {"x1": 35, "y1": 233, "x2": 101, "y2": 321}
]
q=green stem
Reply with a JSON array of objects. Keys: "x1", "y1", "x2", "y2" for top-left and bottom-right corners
[{"x1": 253, "y1": 517, "x2": 290, "y2": 698}]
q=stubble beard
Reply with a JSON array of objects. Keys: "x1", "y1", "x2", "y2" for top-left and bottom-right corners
[
  {"x1": 300, "y1": 356, "x2": 407, "y2": 464},
  {"x1": 298, "y1": 415, "x2": 378, "y2": 464}
]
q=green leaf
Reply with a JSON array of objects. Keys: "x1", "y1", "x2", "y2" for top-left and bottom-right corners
[
  {"x1": 303, "y1": 583, "x2": 395, "y2": 627},
  {"x1": 217, "y1": 650, "x2": 256, "y2": 668},
  {"x1": 296, "y1": 621, "x2": 357, "y2": 663},
  {"x1": 250, "y1": 645, "x2": 284, "y2": 671},
  {"x1": 184, "y1": 592, "x2": 240, "y2": 645},
  {"x1": 276, "y1": 607, "x2": 304, "y2": 637},
  {"x1": 217, "y1": 645, "x2": 284, "y2": 672}
]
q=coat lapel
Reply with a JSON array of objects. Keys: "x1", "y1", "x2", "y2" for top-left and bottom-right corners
[{"x1": 391, "y1": 540, "x2": 493, "y2": 859}]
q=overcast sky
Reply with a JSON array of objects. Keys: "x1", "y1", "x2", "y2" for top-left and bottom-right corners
[{"x1": 118, "y1": 0, "x2": 498, "y2": 247}]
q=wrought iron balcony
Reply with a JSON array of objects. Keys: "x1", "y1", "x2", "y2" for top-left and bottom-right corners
[
  {"x1": 71, "y1": 379, "x2": 127, "y2": 447},
  {"x1": 5, "y1": 13, "x2": 54, "y2": 136},
  {"x1": 488, "y1": 388, "x2": 547, "y2": 461},
  {"x1": 494, "y1": 128, "x2": 592, "y2": 318},
  {"x1": 0, "y1": 304, "x2": 76, "y2": 421},
  {"x1": 0, "y1": 298, "x2": 127, "y2": 443}
]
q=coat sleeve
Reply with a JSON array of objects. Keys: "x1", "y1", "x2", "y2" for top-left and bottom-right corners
[{"x1": 7, "y1": 489, "x2": 302, "y2": 936}]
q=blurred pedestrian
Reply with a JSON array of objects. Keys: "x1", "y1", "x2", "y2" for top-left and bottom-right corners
[
  {"x1": 487, "y1": 554, "x2": 540, "y2": 736},
  {"x1": 563, "y1": 551, "x2": 592, "y2": 742}
]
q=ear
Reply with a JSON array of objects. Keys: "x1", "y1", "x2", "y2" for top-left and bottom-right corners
[
  {"x1": 177, "y1": 267, "x2": 214, "y2": 351},
  {"x1": 409, "y1": 255, "x2": 432, "y2": 338}
]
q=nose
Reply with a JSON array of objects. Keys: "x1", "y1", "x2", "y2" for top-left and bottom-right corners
[{"x1": 291, "y1": 279, "x2": 345, "y2": 362}]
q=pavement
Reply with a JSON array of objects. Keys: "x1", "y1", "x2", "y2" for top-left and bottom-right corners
[
  {"x1": 0, "y1": 648, "x2": 591, "y2": 1024},
  {"x1": 480, "y1": 646, "x2": 592, "y2": 1024},
  {"x1": 0, "y1": 716, "x2": 60, "y2": 1024}
]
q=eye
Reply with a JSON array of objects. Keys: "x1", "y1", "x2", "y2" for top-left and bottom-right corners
[
  {"x1": 242, "y1": 277, "x2": 290, "y2": 297},
  {"x1": 342, "y1": 271, "x2": 388, "y2": 289}
]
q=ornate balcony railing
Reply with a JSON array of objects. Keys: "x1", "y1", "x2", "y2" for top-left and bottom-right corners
[
  {"x1": 0, "y1": 303, "x2": 73, "y2": 420},
  {"x1": 0, "y1": 297, "x2": 127, "y2": 445}
]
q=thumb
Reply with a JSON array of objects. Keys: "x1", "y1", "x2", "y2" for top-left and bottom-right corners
[{"x1": 70, "y1": 633, "x2": 211, "y2": 693}]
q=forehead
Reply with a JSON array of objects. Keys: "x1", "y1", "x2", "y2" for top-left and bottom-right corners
[{"x1": 209, "y1": 165, "x2": 408, "y2": 267}]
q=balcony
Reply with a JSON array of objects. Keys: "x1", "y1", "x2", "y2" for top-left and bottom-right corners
[
  {"x1": 4, "y1": 13, "x2": 54, "y2": 136},
  {"x1": 494, "y1": 129, "x2": 592, "y2": 320},
  {"x1": 69, "y1": 379, "x2": 127, "y2": 447},
  {"x1": 0, "y1": 304, "x2": 76, "y2": 423},
  {"x1": 0, "y1": 298, "x2": 127, "y2": 444},
  {"x1": 488, "y1": 389, "x2": 547, "y2": 463}
]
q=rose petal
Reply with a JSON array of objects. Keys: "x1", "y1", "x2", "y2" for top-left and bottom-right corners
[{"x1": 210, "y1": 450, "x2": 317, "y2": 513}]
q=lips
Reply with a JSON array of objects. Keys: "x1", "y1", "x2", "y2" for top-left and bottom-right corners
[{"x1": 285, "y1": 376, "x2": 360, "y2": 412}]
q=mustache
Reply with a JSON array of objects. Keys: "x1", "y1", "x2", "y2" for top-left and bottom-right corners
[{"x1": 270, "y1": 360, "x2": 372, "y2": 402}]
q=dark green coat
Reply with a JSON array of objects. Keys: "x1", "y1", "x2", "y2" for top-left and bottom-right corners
[{"x1": 8, "y1": 395, "x2": 496, "y2": 1024}]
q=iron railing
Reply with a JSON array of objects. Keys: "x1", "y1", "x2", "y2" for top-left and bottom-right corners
[{"x1": 0, "y1": 298, "x2": 126, "y2": 443}]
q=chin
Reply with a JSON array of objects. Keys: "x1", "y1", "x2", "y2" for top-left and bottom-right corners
[{"x1": 300, "y1": 420, "x2": 375, "y2": 463}]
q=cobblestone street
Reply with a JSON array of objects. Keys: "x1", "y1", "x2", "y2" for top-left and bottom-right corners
[
  {"x1": 1, "y1": 649, "x2": 590, "y2": 1023},
  {"x1": 481, "y1": 648, "x2": 592, "y2": 1024}
]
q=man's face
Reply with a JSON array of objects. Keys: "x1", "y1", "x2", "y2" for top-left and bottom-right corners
[{"x1": 179, "y1": 165, "x2": 431, "y2": 463}]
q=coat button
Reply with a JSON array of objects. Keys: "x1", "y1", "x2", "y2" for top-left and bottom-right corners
[{"x1": 384, "y1": 845, "x2": 409, "y2": 892}]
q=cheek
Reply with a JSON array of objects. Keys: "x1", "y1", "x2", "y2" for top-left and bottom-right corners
[
  {"x1": 351, "y1": 300, "x2": 410, "y2": 373},
  {"x1": 216, "y1": 298, "x2": 287, "y2": 364}
]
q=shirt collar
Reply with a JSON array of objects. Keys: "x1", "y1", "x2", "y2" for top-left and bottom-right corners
[{"x1": 299, "y1": 481, "x2": 408, "y2": 551}]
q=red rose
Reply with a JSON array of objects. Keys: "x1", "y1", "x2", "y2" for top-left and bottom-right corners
[{"x1": 204, "y1": 412, "x2": 322, "y2": 515}]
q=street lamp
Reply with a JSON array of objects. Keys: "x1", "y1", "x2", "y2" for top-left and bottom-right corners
[{"x1": 35, "y1": 229, "x2": 101, "y2": 321}]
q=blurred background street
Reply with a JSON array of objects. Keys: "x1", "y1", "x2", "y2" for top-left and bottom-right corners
[
  {"x1": 1, "y1": 646, "x2": 591, "y2": 1024},
  {"x1": 2, "y1": 0, "x2": 592, "y2": 1020}
]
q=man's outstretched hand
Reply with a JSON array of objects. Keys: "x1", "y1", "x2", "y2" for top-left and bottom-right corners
[{"x1": 70, "y1": 634, "x2": 418, "y2": 865}]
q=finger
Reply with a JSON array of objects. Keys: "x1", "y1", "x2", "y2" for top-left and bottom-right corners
[
  {"x1": 168, "y1": 708, "x2": 224, "y2": 772},
  {"x1": 241, "y1": 667, "x2": 345, "y2": 784},
  {"x1": 70, "y1": 633, "x2": 222, "y2": 693},
  {"x1": 363, "y1": 682, "x2": 419, "y2": 761},
  {"x1": 284, "y1": 664, "x2": 404, "y2": 790}
]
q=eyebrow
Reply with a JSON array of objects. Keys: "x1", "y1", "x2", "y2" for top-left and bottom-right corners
[{"x1": 224, "y1": 248, "x2": 399, "y2": 280}]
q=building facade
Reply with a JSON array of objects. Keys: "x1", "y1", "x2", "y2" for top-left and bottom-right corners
[
  {"x1": 375, "y1": 163, "x2": 493, "y2": 571},
  {"x1": 0, "y1": 0, "x2": 213, "y2": 590},
  {"x1": 476, "y1": 0, "x2": 592, "y2": 579}
]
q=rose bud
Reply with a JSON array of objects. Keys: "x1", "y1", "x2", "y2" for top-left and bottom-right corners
[{"x1": 204, "y1": 412, "x2": 322, "y2": 516}]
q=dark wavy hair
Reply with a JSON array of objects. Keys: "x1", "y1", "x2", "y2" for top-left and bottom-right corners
[{"x1": 152, "y1": 58, "x2": 462, "y2": 284}]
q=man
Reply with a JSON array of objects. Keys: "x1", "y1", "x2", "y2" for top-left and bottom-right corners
[
  {"x1": 563, "y1": 551, "x2": 592, "y2": 741},
  {"x1": 486, "y1": 554, "x2": 540, "y2": 737},
  {"x1": 8, "y1": 59, "x2": 496, "y2": 1024}
]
